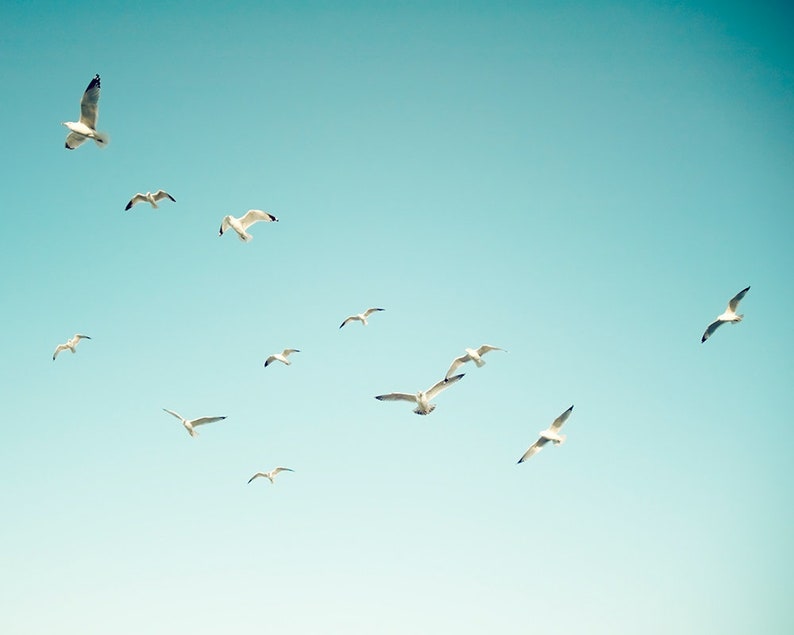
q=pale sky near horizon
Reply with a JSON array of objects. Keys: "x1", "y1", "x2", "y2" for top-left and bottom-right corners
[{"x1": 1, "y1": 1, "x2": 793, "y2": 633}]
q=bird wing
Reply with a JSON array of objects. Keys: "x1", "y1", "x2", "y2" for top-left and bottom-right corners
[
  {"x1": 282, "y1": 349, "x2": 300, "y2": 356},
  {"x1": 375, "y1": 392, "x2": 417, "y2": 403},
  {"x1": 445, "y1": 355, "x2": 469, "y2": 379},
  {"x1": 247, "y1": 472, "x2": 266, "y2": 484},
  {"x1": 518, "y1": 437, "x2": 549, "y2": 463},
  {"x1": 78, "y1": 74, "x2": 101, "y2": 128},
  {"x1": 271, "y1": 467, "x2": 294, "y2": 475},
  {"x1": 339, "y1": 316, "x2": 357, "y2": 328},
  {"x1": 65, "y1": 132, "x2": 87, "y2": 150},
  {"x1": 153, "y1": 190, "x2": 176, "y2": 203},
  {"x1": 125, "y1": 194, "x2": 147, "y2": 210},
  {"x1": 74, "y1": 334, "x2": 91, "y2": 341},
  {"x1": 219, "y1": 216, "x2": 232, "y2": 236},
  {"x1": 549, "y1": 405, "x2": 574, "y2": 432},
  {"x1": 240, "y1": 209, "x2": 277, "y2": 229},
  {"x1": 476, "y1": 344, "x2": 504, "y2": 356},
  {"x1": 191, "y1": 416, "x2": 226, "y2": 427},
  {"x1": 701, "y1": 319, "x2": 723, "y2": 343},
  {"x1": 728, "y1": 286, "x2": 750, "y2": 313},
  {"x1": 52, "y1": 343, "x2": 68, "y2": 359},
  {"x1": 162, "y1": 408, "x2": 184, "y2": 422},
  {"x1": 363, "y1": 307, "x2": 385, "y2": 317},
  {"x1": 427, "y1": 373, "x2": 464, "y2": 398}
]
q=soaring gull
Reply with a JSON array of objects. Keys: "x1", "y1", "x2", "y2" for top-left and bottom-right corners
[
  {"x1": 63, "y1": 74, "x2": 109, "y2": 150},
  {"x1": 445, "y1": 344, "x2": 505, "y2": 379},
  {"x1": 247, "y1": 467, "x2": 295, "y2": 484},
  {"x1": 375, "y1": 374, "x2": 464, "y2": 415},
  {"x1": 52, "y1": 334, "x2": 91, "y2": 360},
  {"x1": 701, "y1": 286, "x2": 751, "y2": 343},
  {"x1": 339, "y1": 307, "x2": 385, "y2": 329},
  {"x1": 162, "y1": 408, "x2": 226, "y2": 438},
  {"x1": 517, "y1": 405, "x2": 574, "y2": 464},
  {"x1": 219, "y1": 210, "x2": 278, "y2": 242},
  {"x1": 125, "y1": 190, "x2": 176, "y2": 211},
  {"x1": 264, "y1": 348, "x2": 300, "y2": 367}
]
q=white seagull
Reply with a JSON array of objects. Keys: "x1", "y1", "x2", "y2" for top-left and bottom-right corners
[
  {"x1": 518, "y1": 405, "x2": 574, "y2": 464},
  {"x1": 162, "y1": 408, "x2": 226, "y2": 438},
  {"x1": 247, "y1": 467, "x2": 295, "y2": 484},
  {"x1": 63, "y1": 74, "x2": 109, "y2": 149},
  {"x1": 375, "y1": 374, "x2": 465, "y2": 415},
  {"x1": 125, "y1": 190, "x2": 176, "y2": 211},
  {"x1": 219, "y1": 210, "x2": 278, "y2": 242},
  {"x1": 52, "y1": 334, "x2": 91, "y2": 360},
  {"x1": 701, "y1": 286, "x2": 751, "y2": 343},
  {"x1": 445, "y1": 344, "x2": 505, "y2": 379},
  {"x1": 339, "y1": 307, "x2": 385, "y2": 329},
  {"x1": 264, "y1": 348, "x2": 300, "y2": 367}
]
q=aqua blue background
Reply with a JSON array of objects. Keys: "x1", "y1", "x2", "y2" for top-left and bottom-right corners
[{"x1": 1, "y1": 1, "x2": 793, "y2": 633}]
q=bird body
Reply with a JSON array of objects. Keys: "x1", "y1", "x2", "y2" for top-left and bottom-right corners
[
  {"x1": 162, "y1": 408, "x2": 226, "y2": 438},
  {"x1": 264, "y1": 348, "x2": 300, "y2": 367},
  {"x1": 63, "y1": 74, "x2": 109, "y2": 149},
  {"x1": 248, "y1": 467, "x2": 294, "y2": 484},
  {"x1": 339, "y1": 307, "x2": 385, "y2": 329},
  {"x1": 375, "y1": 374, "x2": 464, "y2": 415},
  {"x1": 219, "y1": 210, "x2": 278, "y2": 242},
  {"x1": 125, "y1": 190, "x2": 176, "y2": 211},
  {"x1": 518, "y1": 405, "x2": 574, "y2": 463},
  {"x1": 52, "y1": 334, "x2": 91, "y2": 360},
  {"x1": 701, "y1": 286, "x2": 750, "y2": 343},
  {"x1": 445, "y1": 344, "x2": 505, "y2": 378}
]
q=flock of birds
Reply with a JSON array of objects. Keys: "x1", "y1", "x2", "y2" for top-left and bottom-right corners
[{"x1": 54, "y1": 74, "x2": 753, "y2": 483}]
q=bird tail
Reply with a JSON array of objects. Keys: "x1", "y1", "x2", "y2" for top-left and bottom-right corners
[
  {"x1": 735, "y1": 314, "x2": 744, "y2": 322},
  {"x1": 473, "y1": 358, "x2": 486, "y2": 368},
  {"x1": 239, "y1": 233, "x2": 252, "y2": 242},
  {"x1": 94, "y1": 131, "x2": 110, "y2": 147},
  {"x1": 554, "y1": 434, "x2": 567, "y2": 446}
]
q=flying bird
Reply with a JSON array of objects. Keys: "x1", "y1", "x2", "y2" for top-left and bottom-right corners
[
  {"x1": 375, "y1": 374, "x2": 464, "y2": 415},
  {"x1": 63, "y1": 74, "x2": 109, "y2": 149},
  {"x1": 445, "y1": 345, "x2": 505, "y2": 379},
  {"x1": 219, "y1": 210, "x2": 278, "y2": 242},
  {"x1": 264, "y1": 348, "x2": 300, "y2": 367},
  {"x1": 52, "y1": 334, "x2": 91, "y2": 360},
  {"x1": 517, "y1": 405, "x2": 574, "y2": 464},
  {"x1": 247, "y1": 467, "x2": 295, "y2": 484},
  {"x1": 125, "y1": 190, "x2": 176, "y2": 211},
  {"x1": 339, "y1": 307, "x2": 385, "y2": 329},
  {"x1": 162, "y1": 408, "x2": 226, "y2": 438},
  {"x1": 701, "y1": 286, "x2": 751, "y2": 343}
]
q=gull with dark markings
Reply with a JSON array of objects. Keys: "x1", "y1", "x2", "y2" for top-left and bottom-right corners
[
  {"x1": 125, "y1": 190, "x2": 176, "y2": 211},
  {"x1": 445, "y1": 344, "x2": 505, "y2": 379},
  {"x1": 375, "y1": 374, "x2": 465, "y2": 415},
  {"x1": 339, "y1": 307, "x2": 385, "y2": 329},
  {"x1": 701, "y1": 286, "x2": 751, "y2": 343},
  {"x1": 247, "y1": 467, "x2": 294, "y2": 484},
  {"x1": 52, "y1": 334, "x2": 91, "y2": 360},
  {"x1": 219, "y1": 210, "x2": 278, "y2": 242},
  {"x1": 518, "y1": 405, "x2": 574, "y2": 464},
  {"x1": 63, "y1": 74, "x2": 109, "y2": 149},
  {"x1": 162, "y1": 408, "x2": 226, "y2": 438},
  {"x1": 264, "y1": 348, "x2": 300, "y2": 367}
]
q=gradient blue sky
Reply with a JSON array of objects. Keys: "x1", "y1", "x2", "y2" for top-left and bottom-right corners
[{"x1": 2, "y1": 1, "x2": 793, "y2": 633}]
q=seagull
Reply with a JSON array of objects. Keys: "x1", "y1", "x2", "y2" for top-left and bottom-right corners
[
  {"x1": 247, "y1": 467, "x2": 295, "y2": 484},
  {"x1": 445, "y1": 345, "x2": 505, "y2": 379},
  {"x1": 375, "y1": 374, "x2": 465, "y2": 415},
  {"x1": 63, "y1": 74, "x2": 109, "y2": 149},
  {"x1": 264, "y1": 348, "x2": 300, "y2": 367},
  {"x1": 517, "y1": 405, "x2": 574, "y2": 464},
  {"x1": 125, "y1": 190, "x2": 176, "y2": 211},
  {"x1": 339, "y1": 307, "x2": 385, "y2": 329},
  {"x1": 701, "y1": 286, "x2": 751, "y2": 343},
  {"x1": 219, "y1": 210, "x2": 278, "y2": 242},
  {"x1": 52, "y1": 334, "x2": 91, "y2": 360},
  {"x1": 162, "y1": 408, "x2": 226, "y2": 438}
]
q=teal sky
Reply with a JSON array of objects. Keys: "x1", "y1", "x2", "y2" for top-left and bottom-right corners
[{"x1": 2, "y1": 1, "x2": 793, "y2": 633}]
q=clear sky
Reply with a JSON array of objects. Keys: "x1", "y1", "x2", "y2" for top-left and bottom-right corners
[{"x1": 2, "y1": 1, "x2": 793, "y2": 633}]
